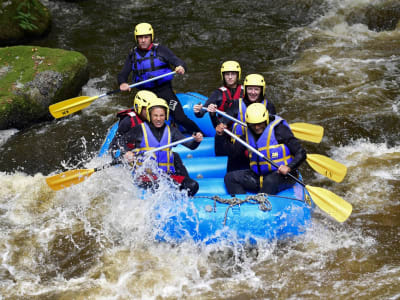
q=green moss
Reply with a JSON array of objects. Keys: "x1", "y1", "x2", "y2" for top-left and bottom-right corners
[{"x1": 0, "y1": 46, "x2": 88, "y2": 129}]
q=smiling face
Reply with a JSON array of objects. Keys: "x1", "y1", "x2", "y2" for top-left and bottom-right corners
[
  {"x1": 246, "y1": 86, "x2": 262, "y2": 102},
  {"x1": 137, "y1": 34, "x2": 152, "y2": 49},
  {"x1": 150, "y1": 107, "x2": 166, "y2": 128},
  {"x1": 223, "y1": 71, "x2": 238, "y2": 88}
]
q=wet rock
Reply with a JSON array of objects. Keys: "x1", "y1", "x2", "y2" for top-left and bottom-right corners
[
  {"x1": 346, "y1": 2, "x2": 400, "y2": 32},
  {"x1": 0, "y1": 0, "x2": 51, "y2": 46},
  {"x1": 0, "y1": 46, "x2": 89, "y2": 130}
]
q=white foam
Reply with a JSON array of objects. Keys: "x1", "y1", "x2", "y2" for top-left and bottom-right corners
[{"x1": 0, "y1": 129, "x2": 19, "y2": 147}]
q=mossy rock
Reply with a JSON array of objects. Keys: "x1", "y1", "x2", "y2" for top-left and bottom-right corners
[
  {"x1": 0, "y1": 45, "x2": 89, "y2": 129},
  {"x1": 0, "y1": 0, "x2": 51, "y2": 46}
]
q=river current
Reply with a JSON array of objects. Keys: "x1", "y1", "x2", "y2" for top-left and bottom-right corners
[{"x1": 1, "y1": 0, "x2": 400, "y2": 298}]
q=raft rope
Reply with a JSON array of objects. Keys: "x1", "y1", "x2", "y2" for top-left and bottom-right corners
[
  {"x1": 195, "y1": 193, "x2": 272, "y2": 225},
  {"x1": 194, "y1": 193, "x2": 310, "y2": 226}
]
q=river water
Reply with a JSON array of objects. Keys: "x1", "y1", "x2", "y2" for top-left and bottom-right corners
[{"x1": 1, "y1": 0, "x2": 400, "y2": 298}]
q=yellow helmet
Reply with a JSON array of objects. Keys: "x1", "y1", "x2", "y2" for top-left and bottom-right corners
[
  {"x1": 244, "y1": 74, "x2": 266, "y2": 97},
  {"x1": 134, "y1": 23, "x2": 154, "y2": 41},
  {"x1": 245, "y1": 103, "x2": 269, "y2": 125},
  {"x1": 146, "y1": 97, "x2": 169, "y2": 121},
  {"x1": 134, "y1": 90, "x2": 158, "y2": 115},
  {"x1": 220, "y1": 60, "x2": 241, "y2": 80}
]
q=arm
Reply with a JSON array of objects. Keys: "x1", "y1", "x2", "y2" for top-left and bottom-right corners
[
  {"x1": 194, "y1": 89, "x2": 222, "y2": 118},
  {"x1": 108, "y1": 118, "x2": 135, "y2": 154},
  {"x1": 275, "y1": 123, "x2": 307, "y2": 171},
  {"x1": 117, "y1": 52, "x2": 134, "y2": 86},
  {"x1": 214, "y1": 123, "x2": 246, "y2": 156},
  {"x1": 171, "y1": 127, "x2": 201, "y2": 150},
  {"x1": 157, "y1": 45, "x2": 187, "y2": 72},
  {"x1": 119, "y1": 125, "x2": 143, "y2": 152}
]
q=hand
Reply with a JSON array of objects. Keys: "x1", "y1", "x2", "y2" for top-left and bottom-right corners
[
  {"x1": 120, "y1": 83, "x2": 131, "y2": 92},
  {"x1": 215, "y1": 123, "x2": 227, "y2": 135},
  {"x1": 207, "y1": 104, "x2": 217, "y2": 113},
  {"x1": 277, "y1": 165, "x2": 291, "y2": 175},
  {"x1": 175, "y1": 66, "x2": 185, "y2": 75},
  {"x1": 193, "y1": 103, "x2": 203, "y2": 113},
  {"x1": 123, "y1": 151, "x2": 136, "y2": 163},
  {"x1": 193, "y1": 132, "x2": 203, "y2": 143}
]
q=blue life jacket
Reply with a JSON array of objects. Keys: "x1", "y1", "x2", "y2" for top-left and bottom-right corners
[
  {"x1": 131, "y1": 44, "x2": 174, "y2": 88},
  {"x1": 231, "y1": 98, "x2": 269, "y2": 136},
  {"x1": 246, "y1": 116, "x2": 293, "y2": 175},
  {"x1": 136, "y1": 123, "x2": 175, "y2": 173}
]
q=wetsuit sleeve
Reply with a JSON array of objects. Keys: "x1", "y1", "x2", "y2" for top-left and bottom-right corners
[
  {"x1": 117, "y1": 52, "x2": 134, "y2": 85},
  {"x1": 275, "y1": 123, "x2": 306, "y2": 170},
  {"x1": 157, "y1": 45, "x2": 187, "y2": 71},
  {"x1": 108, "y1": 118, "x2": 135, "y2": 153},
  {"x1": 171, "y1": 127, "x2": 200, "y2": 150},
  {"x1": 119, "y1": 125, "x2": 143, "y2": 152},
  {"x1": 214, "y1": 132, "x2": 245, "y2": 156},
  {"x1": 194, "y1": 89, "x2": 222, "y2": 118}
]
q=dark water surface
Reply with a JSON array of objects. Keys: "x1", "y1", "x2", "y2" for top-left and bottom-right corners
[{"x1": 1, "y1": 0, "x2": 400, "y2": 298}]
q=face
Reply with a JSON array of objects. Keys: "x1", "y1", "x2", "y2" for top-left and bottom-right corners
[
  {"x1": 223, "y1": 71, "x2": 238, "y2": 88},
  {"x1": 137, "y1": 34, "x2": 152, "y2": 49},
  {"x1": 140, "y1": 107, "x2": 147, "y2": 120},
  {"x1": 249, "y1": 121, "x2": 267, "y2": 135},
  {"x1": 150, "y1": 107, "x2": 166, "y2": 128},
  {"x1": 246, "y1": 86, "x2": 262, "y2": 102}
]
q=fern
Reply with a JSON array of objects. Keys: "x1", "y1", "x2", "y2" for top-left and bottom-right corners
[{"x1": 14, "y1": 0, "x2": 41, "y2": 32}]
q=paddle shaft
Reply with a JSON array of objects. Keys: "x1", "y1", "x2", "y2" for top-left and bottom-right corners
[
  {"x1": 99, "y1": 71, "x2": 176, "y2": 99},
  {"x1": 96, "y1": 136, "x2": 194, "y2": 171},
  {"x1": 201, "y1": 107, "x2": 246, "y2": 127},
  {"x1": 144, "y1": 136, "x2": 194, "y2": 155},
  {"x1": 223, "y1": 129, "x2": 305, "y2": 187}
]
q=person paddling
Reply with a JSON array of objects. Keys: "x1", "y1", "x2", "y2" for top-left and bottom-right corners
[
  {"x1": 118, "y1": 22, "x2": 202, "y2": 134},
  {"x1": 215, "y1": 103, "x2": 306, "y2": 195},
  {"x1": 109, "y1": 90, "x2": 157, "y2": 156},
  {"x1": 122, "y1": 97, "x2": 203, "y2": 196},
  {"x1": 193, "y1": 60, "x2": 243, "y2": 127}
]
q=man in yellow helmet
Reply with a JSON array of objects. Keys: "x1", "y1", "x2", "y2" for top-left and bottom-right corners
[
  {"x1": 215, "y1": 103, "x2": 306, "y2": 195},
  {"x1": 109, "y1": 90, "x2": 158, "y2": 156},
  {"x1": 118, "y1": 22, "x2": 202, "y2": 134},
  {"x1": 121, "y1": 97, "x2": 204, "y2": 196},
  {"x1": 193, "y1": 60, "x2": 243, "y2": 127}
]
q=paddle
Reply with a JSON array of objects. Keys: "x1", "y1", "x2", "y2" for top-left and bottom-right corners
[
  {"x1": 46, "y1": 136, "x2": 194, "y2": 191},
  {"x1": 202, "y1": 107, "x2": 323, "y2": 143},
  {"x1": 223, "y1": 129, "x2": 352, "y2": 222},
  {"x1": 49, "y1": 71, "x2": 176, "y2": 119},
  {"x1": 204, "y1": 108, "x2": 346, "y2": 182}
]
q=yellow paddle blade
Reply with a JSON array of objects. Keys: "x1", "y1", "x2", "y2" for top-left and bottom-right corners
[
  {"x1": 306, "y1": 185, "x2": 352, "y2": 222},
  {"x1": 290, "y1": 123, "x2": 324, "y2": 143},
  {"x1": 306, "y1": 154, "x2": 347, "y2": 183},
  {"x1": 46, "y1": 168, "x2": 96, "y2": 191},
  {"x1": 49, "y1": 95, "x2": 100, "y2": 118}
]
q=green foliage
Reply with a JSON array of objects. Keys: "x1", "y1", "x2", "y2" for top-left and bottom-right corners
[{"x1": 13, "y1": 0, "x2": 43, "y2": 32}]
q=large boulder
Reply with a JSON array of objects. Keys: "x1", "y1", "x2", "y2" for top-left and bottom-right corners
[
  {"x1": 0, "y1": 0, "x2": 51, "y2": 46},
  {"x1": 0, "y1": 45, "x2": 89, "y2": 129}
]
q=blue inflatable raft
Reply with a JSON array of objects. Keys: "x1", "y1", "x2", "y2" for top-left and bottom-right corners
[{"x1": 99, "y1": 92, "x2": 314, "y2": 244}]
